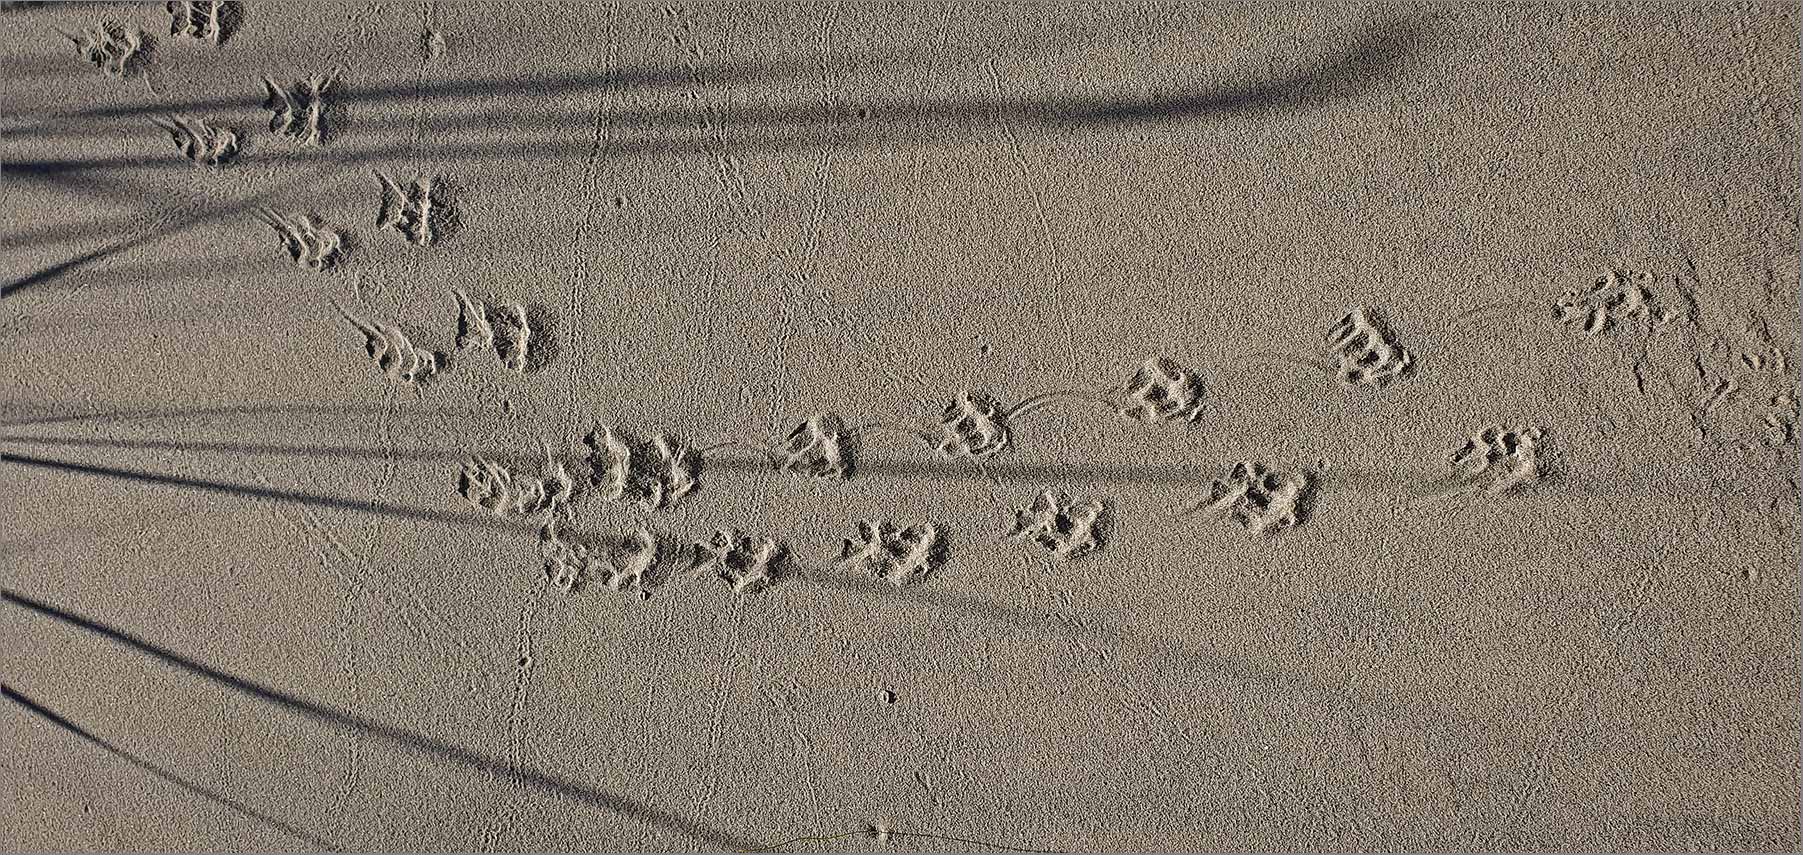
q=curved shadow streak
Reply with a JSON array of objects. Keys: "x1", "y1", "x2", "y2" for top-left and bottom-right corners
[
  {"x1": 787, "y1": 571, "x2": 1367, "y2": 714},
  {"x1": 1, "y1": 165, "x2": 340, "y2": 298},
  {"x1": 0, "y1": 591, "x2": 762, "y2": 852},
  {"x1": 0, "y1": 434, "x2": 1764, "y2": 506},
  {"x1": 1, "y1": 684, "x2": 338, "y2": 851},
  {"x1": 0, "y1": 451, "x2": 526, "y2": 535},
  {"x1": 20, "y1": 16, "x2": 1418, "y2": 141},
  {"x1": 0, "y1": 434, "x2": 548, "y2": 470},
  {"x1": 0, "y1": 402, "x2": 493, "y2": 429},
  {"x1": 5, "y1": 12, "x2": 1431, "y2": 183},
  {"x1": 24, "y1": 53, "x2": 907, "y2": 126}
]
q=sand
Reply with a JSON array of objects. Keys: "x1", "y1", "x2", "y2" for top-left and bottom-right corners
[{"x1": 2, "y1": 1, "x2": 1800, "y2": 851}]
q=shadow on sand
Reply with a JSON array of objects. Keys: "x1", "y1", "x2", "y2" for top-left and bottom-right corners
[
  {"x1": 2, "y1": 590, "x2": 765, "y2": 852},
  {"x1": 3, "y1": 11, "x2": 1434, "y2": 297},
  {"x1": 1, "y1": 684, "x2": 338, "y2": 850}
]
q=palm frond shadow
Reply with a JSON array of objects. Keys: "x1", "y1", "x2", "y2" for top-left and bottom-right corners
[
  {"x1": 1, "y1": 684, "x2": 338, "y2": 851},
  {"x1": 1, "y1": 165, "x2": 342, "y2": 298},
  {"x1": 1, "y1": 591, "x2": 763, "y2": 852},
  {"x1": 2, "y1": 12, "x2": 1430, "y2": 298},
  {"x1": 0, "y1": 450, "x2": 529, "y2": 534},
  {"x1": 9, "y1": 13, "x2": 1430, "y2": 179},
  {"x1": 0, "y1": 429, "x2": 1767, "y2": 511},
  {"x1": 0, "y1": 402, "x2": 493, "y2": 429}
]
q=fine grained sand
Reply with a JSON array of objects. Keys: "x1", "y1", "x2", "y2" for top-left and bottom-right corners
[{"x1": 2, "y1": 2, "x2": 1800, "y2": 851}]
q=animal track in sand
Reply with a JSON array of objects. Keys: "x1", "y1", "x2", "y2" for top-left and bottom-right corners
[
  {"x1": 153, "y1": 115, "x2": 240, "y2": 167},
  {"x1": 421, "y1": 28, "x2": 446, "y2": 62},
  {"x1": 1007, "y1": 490, "x2": 1110, "y2": 561},
  {"x1": 1414, "y1": 425, "x2": 1553, "y2": 508},
  {"x1": 1119, "y1": 356, "x2": 1207, "y2": 425},
  {"x1": 861, "y1": 389, "x2": 1083, "y2": 461},
  {"x1": 375, "y1": 172, "x2": 452, "y2": 246},
  {"x1": 929, "y1": 388, "x2": 1107, "y2": 459},
  {"x1": 1556, "y1": 269, "x2": 1660, "y2": 336},
  {"x1": 769, "y1": 412, "x2": 856, "y2": 480},
  {"x1": 538, "y1": 519, "x2": 665, "y2": 596},
  {"x1": 1326, "y1": 307, "x2": 1415, "y2": 388},
  {"x1": 66, "y1": 24, "x2": 146, "y2": 78},
  {"x1": 838, "y1": 520, "x2": 944, "y2": 587},
  {"x1": 338, "y1": 305, "x2": 441, "y2": 389},
  {"x1": 451, "y1": 290, "x2": 535, "y2": 372},
  {"x1": 258, "y1": 209, "x2": 344, "y2": 271},
  {"x1": 864, "y1": 366, "x2": 1211, "y2": 462},
  {"x1": 263, "y1": 76, "x2": 332, "y2": 146},
  {"x1": 933, "y1": 390, "x2": 1013, "y2": 459},
  {"x1": 457, "y1": 443, "x2": 575, "y2": 520},
  {"x1": 167, "y1": 0, "x2": 238, "y2": 45},
  {"x1": 1234, "y1": 308, "x2": 1413, "y2": 389},
  {"x1": 582, "y1": 425, "x2": 701, "y2": 511},
  {"x1": 1194, "y1": 461, "x2": 1314, "y2": 536},
  {"x1": 693, "y1": 529, "x2": 786, "y2": 594},
  {"x1": 1449, "y1": 265, "x2": 1692, "y2": 343}
]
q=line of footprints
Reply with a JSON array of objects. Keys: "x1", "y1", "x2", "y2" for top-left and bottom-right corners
[
  {"x1": 56, "y1": 7, "x2": 1790, "y2": 599},
  {"x1": 429, "y1": 272, "x2": 1711, "y2": 597},
  {"x1": 64, "y1": 0, "x2": 1720, "y2": 594},
  {"x1": 446, "y1": 312, "x2": 1552, "y2": 597},
  {"x1": 65, "y1": 8, "x2": 450, "y2": 274},
  {"x1": 488, "y1": 257, "x2": 1796, "y2": 597}
]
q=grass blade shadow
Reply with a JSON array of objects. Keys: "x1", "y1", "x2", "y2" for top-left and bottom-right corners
[
  {"x1": 2, "y1": 684, "x2": 338, "y2": 851},
  {"x1": 2, "y1": 591, "x2": 763, "y2": 852},
  {"x1": 0, "y1": 451, "x2": 523, "y2": 534}
]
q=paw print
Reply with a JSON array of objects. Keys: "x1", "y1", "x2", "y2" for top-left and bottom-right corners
[
  {"x1": 693, "y1": 529, "x2": 785, "y2": 593},
  {"x1": 1120, "y1": 357, "x2": 1206, "y2": 425},
  {"x1": 1326, "y1": 308, "x2": 1413, "y2": 388},
  {"x1": 538, "y1": 519, "x2": 592, "y2": 593},
  {"x1": 339, "y1": 307, "x2": 441, "y2": 388},
  {"x1": 770, "y1": 412, "x2": 855, "y2": 480},
  {"x1": 374, "y1": 171, "x2": 450, "y2": 245},
  {"x1": 1555, "y1": 270, "x2": 1657, "y2": 336},
  {"x1": 838, "y1": 520, "x2": 944, "y2": 587},
  {"x1": 69, "y1": 24, "x2": 145, "y2": 79},
  {"x1": 933, "y1": 390, "x2": 1011, "y2": 459},
  {"x1": 1007, "y1": 490, "x2": 1109, "y2": 560},
  {"x1": 258, "y1": 209, "x2": 344, "y2": 271},
  {"x1": 263, "y1": 76, "x2": 332, "y2": 146},
  {"x1": 583, "y1": 425, "x2": 701, "y2": 511},
  {"x1": 1764, "y1": 393, "x2": 1798, "y2": 447},
  {"x1": 167, "y1": 0, "x2": 238, "y2": 45},
  {"x1": 458, "y1": 445, "x2": 575, "y2": 519},
  {"x1": 1202, "y1": 462, "x2": 1313, "y2": 536},
  {"x1": 600, "y1": 528, "x2": 663, "y2": 593},
  {"x1": 538, "y1": 521, "x2": 663, "y2": 596},
  {"x1": 154, "y1": 116, "x2": 239, "y2": 167},
  {"x1": 451, "y1": 290, "x2": 534, "y2": 372},
  {"x1": 1447, "y1": 425, "x2": 1548, "y2": 494}
]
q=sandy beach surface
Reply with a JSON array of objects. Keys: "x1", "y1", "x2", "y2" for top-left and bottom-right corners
[{"x1": 2, "y1": 2, "x2": 1800, "y2": 851}]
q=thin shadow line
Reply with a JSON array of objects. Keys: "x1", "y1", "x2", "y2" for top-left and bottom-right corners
[
  {"x1": 0, "y1": 432, "x2": 1747, "y2": 505},
  {"x1": 5, "y1": 13, "x2": 1430, "y2": 183},
  {"x1": 20, "y1": 9, "x2": 1408, "y2": 129},
  {"x1": 15, "y1": 26, "x2": 1414, "y2": 142},
  {"x1": 1, "y1": 165, "x2": 339, "y2": 298},
  {"x1": 0, "y1": 432, "x2": 1389, "y2": 494},
  {"x1": 0, "y1": 434, "x2": 543, "y2": 468},
  {"x1": 0, "y1": 451, "x2": 523, "y2": 534},
  {"x1": 1, "y1": 684, "x2": 338, "y2": 851},
  {"x1": 795, "y1": 572, "x2": 1306, "y2": 693},
  {"x1": 0, "y1": 402, "x2": 491, "y2": 429},
  {"x1": 23, "y1": 54, "x2": 905, "y2": 126},
  {"x1": 1, "y1": 590, "x2": 763, "y2": 852}
]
